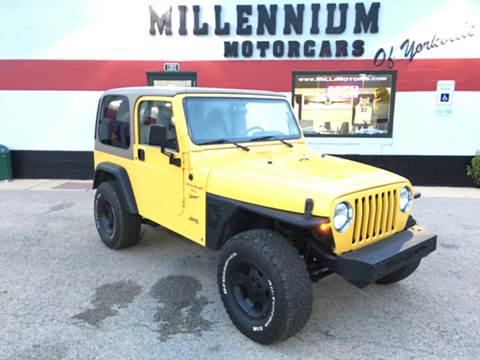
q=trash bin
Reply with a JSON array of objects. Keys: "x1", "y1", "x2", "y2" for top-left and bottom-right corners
[{"x1": 0, "y1": 145, "x2": 12, "y2": 181}]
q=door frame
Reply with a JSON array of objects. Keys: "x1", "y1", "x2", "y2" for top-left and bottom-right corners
[
  {"x1": 132, "y1": 95, "x2": 185, "y2": 218},
  {"x1": 146, "y1": 71, "x2": 197, "y2": 87}
]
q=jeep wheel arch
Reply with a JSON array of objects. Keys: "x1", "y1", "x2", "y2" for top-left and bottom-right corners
[
  {"x1": 93, "y1": 162, "x2": 138, "y2": 214},
  {"x1": 206, "y1": 193, "x2": 327, "y2": 250}
]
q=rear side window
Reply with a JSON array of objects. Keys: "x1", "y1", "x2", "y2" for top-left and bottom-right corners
[{"x1": 97, "y1": 95, "x2": 131, "y2": 149}]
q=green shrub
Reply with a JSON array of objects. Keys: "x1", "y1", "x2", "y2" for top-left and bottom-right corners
[{"x1": 466, "y1": 151, "x2": 480, "y2": 186}]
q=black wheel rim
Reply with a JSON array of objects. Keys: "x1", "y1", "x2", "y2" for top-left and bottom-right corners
[
  {"x1": 231, "y1": 260, "x2": 272, "y2": 319},
  {"x1": 98, "y1": 198, "x2": 115, "y2": 236}
]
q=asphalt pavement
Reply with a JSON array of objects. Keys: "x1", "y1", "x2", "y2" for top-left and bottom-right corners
[{"x1": 0, "y1": 185, "x2": 479, "y2": 359}]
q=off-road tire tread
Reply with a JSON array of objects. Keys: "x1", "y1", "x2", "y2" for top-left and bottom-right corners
[
  {"x1": 375, "y1": 260, "x2": 421, "y2": 285},
  {"x1": 95, "y1": 181, "x2": 141, "y2": 249},
  {"x1": 219, "y1": 229, "x2": 312, "y2": 344}
]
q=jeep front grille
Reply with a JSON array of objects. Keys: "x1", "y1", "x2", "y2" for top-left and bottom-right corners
[{"x1": 352, "y1": 189, "x2": 398, "y2": 245}]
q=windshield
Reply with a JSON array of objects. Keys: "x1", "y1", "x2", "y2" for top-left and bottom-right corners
[{"x1": 183, "y1": 97, "x2": 301, "y2": 145}]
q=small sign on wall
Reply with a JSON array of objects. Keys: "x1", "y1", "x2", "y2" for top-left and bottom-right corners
[
  {"x1": 163, "y1": 63, "x2": 180, "y2": 72},
  {"x1": 436, "y1": 80, "x2": 455, "y2": 115}
]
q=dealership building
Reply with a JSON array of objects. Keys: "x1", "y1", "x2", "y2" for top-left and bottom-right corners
[{"x1": 1, "y1": 0, "x2": 479, "y2": 185}]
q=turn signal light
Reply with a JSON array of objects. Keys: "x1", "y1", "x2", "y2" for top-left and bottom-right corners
[
  {"x1": 311, "y1": 221, "x2": 331, "y2": 239},
  {"x1": 319, "y1": 223, "x2": 330, "y2": 233},
  {"x1": 311, "y1": 221, "x2": 334, "y2": 251}
]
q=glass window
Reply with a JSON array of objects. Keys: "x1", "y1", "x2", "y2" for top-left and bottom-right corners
[
  {"x1": 138, "y1": 101, "x2": 178, "y2": 151},
  {"x1": 183, "y1": 97, "x2": 301, "y2": 145},
  {"x1": 98, "y1": 96, "x2": 131, "y2": 149},
  {"x1": 292, "y1": 71, "x2": 396, "y2": 137}
]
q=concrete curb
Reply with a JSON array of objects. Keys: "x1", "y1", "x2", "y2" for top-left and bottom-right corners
[
  {"x1": 0, "y1": 179, "x2": 92, "y2": 191},
  {"x1": 414, "y1": 186, "x2": 480, "y2": 199}
]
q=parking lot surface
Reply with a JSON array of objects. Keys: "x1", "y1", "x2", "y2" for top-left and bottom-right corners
[{"x1": 1, "y1": 186, "x2": 479, "y2": 360}]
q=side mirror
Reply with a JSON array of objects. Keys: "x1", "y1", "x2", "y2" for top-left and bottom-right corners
[{"x1": 149, "y1": 124, "x2": 167, "y2": 150}]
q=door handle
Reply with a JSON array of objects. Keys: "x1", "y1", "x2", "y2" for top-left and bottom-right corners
[{"x1": 138, "y1": 148, "x2": 145, "y2": 161}]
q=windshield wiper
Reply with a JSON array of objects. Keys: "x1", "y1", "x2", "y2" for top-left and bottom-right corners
[
  {"x1": 250, "y1": 135, "x2": 293, "y2": 148},
  {"x1": 198, "y1": 139, "x2": 250, "y2": 152}
]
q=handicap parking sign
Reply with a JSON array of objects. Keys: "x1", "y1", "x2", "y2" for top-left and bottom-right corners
[
  {"x1": 436, "y1": 80, "x2": 454, "y2": 106},
  {"x1": 440, "y1": 93, "x2": 450, "y2": 102}
]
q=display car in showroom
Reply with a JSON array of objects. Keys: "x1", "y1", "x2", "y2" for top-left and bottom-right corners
[{"x1": 92, "y1": 86, "x2": 437, "y2": 344}]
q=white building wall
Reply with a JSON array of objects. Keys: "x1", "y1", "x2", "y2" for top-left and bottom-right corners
[
  {"x1": 0, "y1": 0, "x2": 479, "y2": 156},
  {"x1": 1, "y1": 0, "x2": 479, "y2": 61},
  {"x1": 1, "y1": 91, "x2": 479, "y2": 156}
]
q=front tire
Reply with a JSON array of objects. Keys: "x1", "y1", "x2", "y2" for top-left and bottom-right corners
[
  {"x1": 218, "y1": 229, "x2": 312, "y2": 344},
  {"x1": 375, "y1": 260, "x2": 421, "y2": 285},
  {"x1": 94, "y1": 181, "x2": 141, "y2": 249}
]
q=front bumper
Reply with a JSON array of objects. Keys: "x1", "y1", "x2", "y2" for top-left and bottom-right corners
[{"x1": 330, "y1": 226, "x2": 437, "y2": 288}]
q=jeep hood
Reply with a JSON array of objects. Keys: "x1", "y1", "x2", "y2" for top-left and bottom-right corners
[{"x1": 205, "y1": 151, "x2": 408, "y2": 216}]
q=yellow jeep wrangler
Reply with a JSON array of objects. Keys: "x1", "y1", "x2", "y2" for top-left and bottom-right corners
[{"x1": 93, "y1": 86, "x2": 437, "y2": 344}]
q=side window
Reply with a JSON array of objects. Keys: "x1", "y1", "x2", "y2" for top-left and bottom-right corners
[
  {"x1": 138, "y1": 101, "x2": 178, "y2": 151},
  {"x1": 98, "y1": 96, "x2": 131, "y2": 149}
]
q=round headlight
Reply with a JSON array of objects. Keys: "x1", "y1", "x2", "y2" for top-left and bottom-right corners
[
  {"x1": 399, "y1": 186, "x2": 413, "y2": 212},
  {"x1": 333, "y1": 202, "x2": 354, "y2": 232}
]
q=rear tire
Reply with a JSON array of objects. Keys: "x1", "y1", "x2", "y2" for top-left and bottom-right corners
[
  {"x1": 218, "y1": 229, "x2": 312, "y2": 344},
  {"x1": 375, "y1": 260, "x2": 421, "y2": 285},
  {"x1": 94, "y1": 181, "x2": 141, "y2": 249}
]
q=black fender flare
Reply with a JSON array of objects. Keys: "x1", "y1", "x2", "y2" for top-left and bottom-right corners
[
  {"x1": 93, "y1": 162, "x2": 138, "y2": 214},
  {"x1": 206, "y1": 193, "x2": 328, "y2": 250}
]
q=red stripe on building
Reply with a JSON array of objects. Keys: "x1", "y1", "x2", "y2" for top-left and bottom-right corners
[{"x1": 0, "y1": 58, "x2": 479, "y2": 91}]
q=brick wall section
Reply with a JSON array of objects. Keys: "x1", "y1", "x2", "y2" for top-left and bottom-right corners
[
  {"x1": 340, "y1": 155, "x2": 474, "y2": 187},
  {"x1": 11, "y1": 151, "x2": 93, "y2": 180}
]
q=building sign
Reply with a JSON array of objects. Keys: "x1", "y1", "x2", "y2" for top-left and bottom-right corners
[
  {"x1": 436, "y1": 80, "x2": 455, "y2": 105},
  {"x1": 436, "y1": 80, "x2": 455, "y2": 115},
  {"x1": 149, "y1": 2, "x2": 381, "y2": 59},
  {"x1": 373, "y1": 23, "x2": 476, "y2": 68},
  {"x1": 163, "y1": 63, "x2": 180, "y2": 72},
  {"x1": 292, "y1": 71, "x2": 396, "y2": 137}
]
